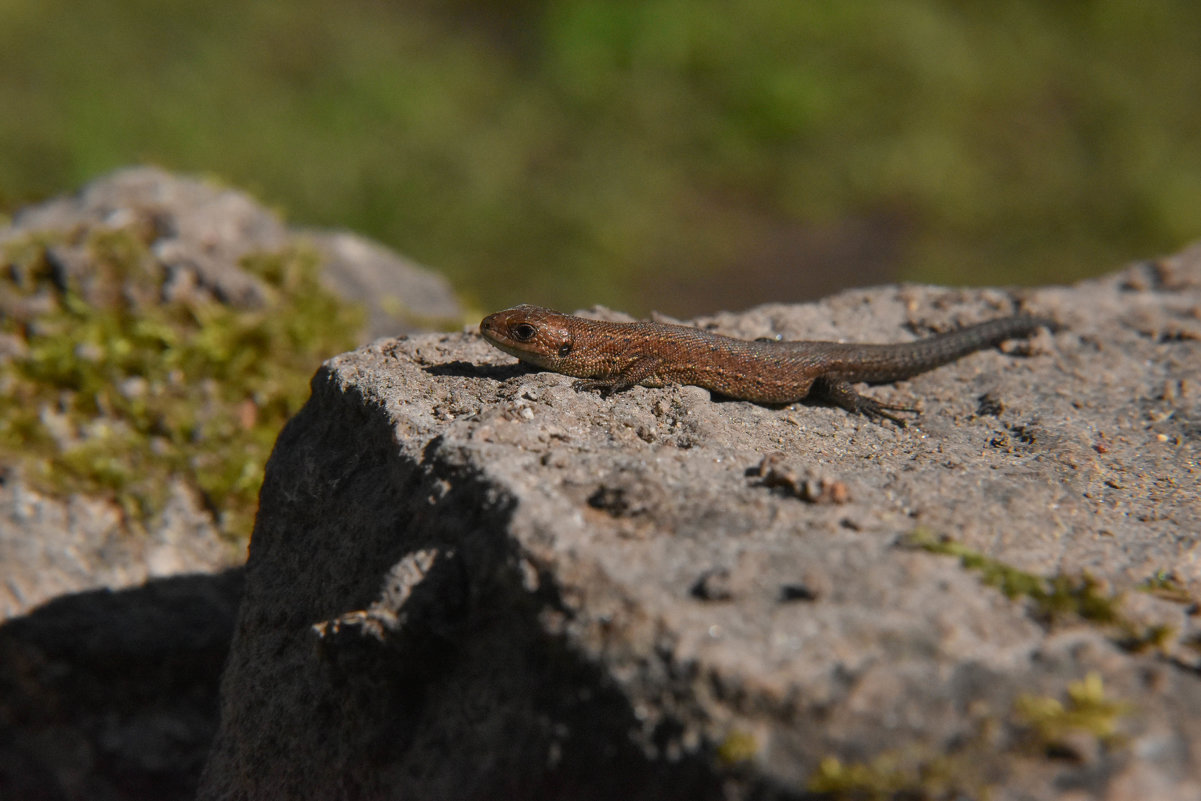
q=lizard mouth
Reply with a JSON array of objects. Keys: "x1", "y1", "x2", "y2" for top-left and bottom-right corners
[
  {"x1": 478, "y1": 314, "x2": 510, "y2": 347},
  {"x1": 479, "y1": 313, "x2": 534, "y2": 363}
]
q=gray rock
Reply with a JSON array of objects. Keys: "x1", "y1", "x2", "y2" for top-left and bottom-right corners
[
  {"x1": 5, "y1": 165, "x2": 287, "y2": 308},
  {"x1": 303, "y1": 230, "x2": 463, "y2": 340},
  {"x1": 0, "y1": 165, "x2": 464, "y2": 620},
  {"x1": 0, "y1": 167, "x2": 462, "y2": 800},
  {"x1": 200, "y1": 247, "x2": 1201, "y2": 800},
  {"x1": 1, "y1": 166, "x2": 462, "y2": 340},
  {"x1": 0, "y1": 479, "x2": 238, "y2": 623}
]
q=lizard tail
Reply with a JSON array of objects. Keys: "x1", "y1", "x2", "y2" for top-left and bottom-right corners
[{"x1": 819, "y1": 316, "x2": 1057, "y2": 384}]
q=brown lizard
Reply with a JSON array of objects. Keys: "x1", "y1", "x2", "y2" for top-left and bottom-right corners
[{"x1": 479, "y1": 304, "x2": 1056, "y2": 424}]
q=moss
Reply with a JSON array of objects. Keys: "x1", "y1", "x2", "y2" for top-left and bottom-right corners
[
  {"x1": 1015, "y1": 672, "x2": 1130, "y2": 756},
  {"x1": 806, "y1": 752, "x2": 972, "y2": 801},
  {"x1": 807, "y1": 673, "x2": 1134, "y2": 798},
  {"x1": 0, "y1": 229, "x2": 362, "y2": 540},
  {"x1": 715, "y1": 729, "x2": 758, "y2": 766},
  {"x1": 1113, "y1": 622, "x2": 1176, "y2": 655},
  {"x1": 1137, "y1": 570, "x2": 1197, "y2": 606},
  {"x1": 900, "y1": 530, "x2": 1180, "y2": 656},
  {"x1": 899, "y1": 529, "x2": 1121, "y2": 625}
]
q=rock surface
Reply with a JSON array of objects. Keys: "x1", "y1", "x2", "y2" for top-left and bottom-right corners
[
  {"x1": 0, "y1": 166, "x2": 462, "y2": 621},
  {"x1": 201, "y1": 248, "x2": 1201, "y2": 799},
  {"x1": 0, "y1": 168, "x2": 462, "y2": 801},
  {"x1": 1, "y1": 166, "x2": 461, "y2": 346},
  {"x1": 0, "y1": 570, "x2": 243, "y2": 801}
]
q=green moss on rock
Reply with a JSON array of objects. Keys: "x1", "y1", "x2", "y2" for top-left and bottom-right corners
[
  {"x1": 900, "y1": 529, "x2": 1177, "y2": 655},
  {"x1": 0, "y1": 227, "x2": 362, "y2": 540},
  {"x1": 806, "y1": 751, "x2": 971, "y2": 801},
  {"x1": 900, "y1": 529, "x2": 1121, "y2": 625},
  {"x1": 1015, "y1": 672, "x2": 1130, "y2": 756}
]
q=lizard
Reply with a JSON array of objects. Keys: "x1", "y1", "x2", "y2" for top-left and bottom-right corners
[{"x1": 479, "y1": 304, "x2": 1056, "y2": 424}]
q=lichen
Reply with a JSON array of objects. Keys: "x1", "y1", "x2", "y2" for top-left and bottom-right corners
[{"x1": 0, "y1": 227, "x2": 362, "y2": 540}]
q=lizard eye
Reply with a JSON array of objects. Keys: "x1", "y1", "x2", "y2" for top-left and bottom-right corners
[{"x1": 511, "y1": 323, "x2": 537, "y2": 342}]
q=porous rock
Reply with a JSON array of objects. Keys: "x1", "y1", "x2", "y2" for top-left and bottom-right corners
[
  {"x1": 201, "y1": 247, "x2": 1201, "y2": 799},
  {"x1": 0, "y1": 165, "x2": 462, "y2": 620},
  {"x1": 1, "y1": 166, "x2": 461, "y2": 343},
  {"x1": 0, "y1": 167, "x2": 462, "y2": 801}
]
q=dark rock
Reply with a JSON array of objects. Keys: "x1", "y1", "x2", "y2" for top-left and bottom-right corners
[
  {"x1": 0, "y1": 570, "x2": 243, "y2": 801},
  {"x1": 201, "y1": 245, "x2": 1201, "y2": 799}
]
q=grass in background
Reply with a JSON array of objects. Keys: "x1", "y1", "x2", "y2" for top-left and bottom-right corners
[{"x1": 2, "y1": 0, "x2": 1199, "y2": 315}]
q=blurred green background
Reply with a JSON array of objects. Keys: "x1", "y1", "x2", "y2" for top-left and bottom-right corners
[{"x1": 2, "y1": 0, "x2": 1199, "y2": 317}]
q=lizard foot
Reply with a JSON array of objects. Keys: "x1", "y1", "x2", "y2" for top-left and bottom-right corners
[{"x1": 811, "y1": 377, "x2": 916, "y2": 427}]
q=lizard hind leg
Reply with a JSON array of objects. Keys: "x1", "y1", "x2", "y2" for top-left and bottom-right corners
[{"x1": 810, "y1": 377, "x2": 915, "y2": 426}]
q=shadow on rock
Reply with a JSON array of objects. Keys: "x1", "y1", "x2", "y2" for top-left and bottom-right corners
[{"x1": 0, "y1": 568, "x2": 244, "y2": 801}]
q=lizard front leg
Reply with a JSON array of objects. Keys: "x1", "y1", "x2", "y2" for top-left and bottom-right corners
[{"x1": 573, "y1": 355, "x2": 663, "y2": 397}]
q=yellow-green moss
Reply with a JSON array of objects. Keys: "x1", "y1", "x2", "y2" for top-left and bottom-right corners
[
  {"x1": 1015, "y1": 672, "x2": 1130, "y2": 755},
  {"x1": 806, "y1": 752, "x2": 972, "y2": 801},
  {"x1": 900, "y1": 530, "x2": 1179, "y2": 656},
  {"x1": 1114, "y1": 622, "x2": 1176, "y2": 654},
  {"x1": 806, "y1": 673, "x2": 1134, "y2": 798},
  {"x1": 1137, "y1": 570, "x2": 1197, "y2": 606},
  {"x1": 715, "y1": 729, "x2": 758, "y2": 766},
  {"x1": 0, "y1": 227, "x2": 362, "y2": 540},
  {"x1": 901, "y1": 530, "x2": 1120, "y2": 622}
]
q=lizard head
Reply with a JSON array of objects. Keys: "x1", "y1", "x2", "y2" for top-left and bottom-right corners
[{"x1": 479, "y1": 305, "x2": 577, "y2": 372}]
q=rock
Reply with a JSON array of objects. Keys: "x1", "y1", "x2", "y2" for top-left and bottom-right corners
[
  {"x1": 0, "y1": 480, "x2": 237, "y2": 624},
  {"x1": 1, "y1": 166, "x2": 462, "y2": 340},
  {"x1": 0, "y1": 167, "x2": 462, "y2": 801},
  {"x1": 5, "y1": 165, "x2": 288, "y2": 309},
  {"x1": 0, "y1": 165, "x2": 464, "y2": 620},
  {"x1": 0, "y1": 570, "x2": 244, "y2": 801},
  {"x1": 303, "y1": 230, "x2": 462, "y2": 341},
  {"x1": 199, "y1": 247, "x2": 1201, "y2": 799}
]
